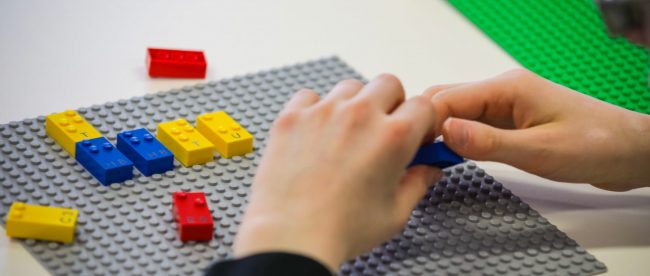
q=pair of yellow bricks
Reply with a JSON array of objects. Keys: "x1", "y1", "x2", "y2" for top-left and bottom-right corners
[
  {"x1": 6, "y1": 110, "x2": 253, "y2": 243},
  {"x1": 158, "y1": 112, "x2": 254, "y2": 166}
]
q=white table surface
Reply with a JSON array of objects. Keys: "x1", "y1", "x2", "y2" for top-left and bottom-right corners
[{"x1": 0, "y1": 0, "x2": 648, "y2": 275}]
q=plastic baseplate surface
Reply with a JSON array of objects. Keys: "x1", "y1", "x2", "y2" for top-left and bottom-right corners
[
  {"x1": 0, "y1": 56, "x2": 606, "y2": 275},
  {"x1": 449, "y1": 0, "x2": 650, "y2": 114}
]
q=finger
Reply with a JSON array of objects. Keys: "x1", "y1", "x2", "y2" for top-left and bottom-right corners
[
  {"x1": 355, "y1": 74, "x2": 405, "y2": 112},
  {"x1": 421, "y1": 82, "x2": 467, "y2": 99},
  {"x1": 441, "y1": 117, "x2": 544, "y2": 166},
  {"x1": 431, "y1": 83, "x2": 515, "y2": 122},
  {"x1": 389, "y1": 95, "x2": 437, "y2": 152},
  {"x1": 284, "y1": 89, "x2": 320, "y2": 111},
  {"x1": 394, "y1": 166, "x2": 442, "y2": 222},
  {"x1": 323, "y1": 79, "x2": 364, "y2": 103},
  {"x1": 429, "y1": 69, "x2": 545, "y2": 133}
]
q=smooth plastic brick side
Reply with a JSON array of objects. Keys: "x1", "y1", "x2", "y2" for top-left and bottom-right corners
[
  {"x1": 5, "y1": 202, "x2": 78, "y2": 243},
  {"x1": 197, "y1": 111, "x2": 254, "y2": 158},
  {"x1": 449, "y1": 0, "x2": 650, "y2": 114},
  {"x1": 157, "y1": 119, "x2": 215, "y2": 166},
  {"x1": 147, "y1": 48, "x2": 207, "y2": 78},
  {"x1": 45, "y1": 110, "x2": 102, "y2": 157},
  {"x1": 117, "y1": 128, "x2": 174, "y2": 176},
  {"x1": 173, "y1": 192, "x2": 214, "y2": 242},
  {"x1": 409, "y1": 141, "x2": 464, "y2": 168},
  {"x1": 0, "y1": 57, "x2": 606, "y2": 275},
  {"x1": 75, "y1": 137, "x2": 134, "y2": 186}
]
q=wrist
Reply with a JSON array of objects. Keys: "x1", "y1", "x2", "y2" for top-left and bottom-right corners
[{"x1": 233, "y1": 213, "x2": 347, "y2": 273}]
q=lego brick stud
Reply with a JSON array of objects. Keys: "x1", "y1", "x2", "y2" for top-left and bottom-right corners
[
  {"x1": 117, "y1": 128, "x2": 174, "y2": 176},
  {"x1": 75, "y1": 137, "x2": 134, "y2": 185},
  {"x1": 45, "y1": 110, "x2": 102, "y2": 157},
  {"x1": 5, "y1": 202, "x2": 78, "y2": 243},
  {"x1": 146, "y1": 48, "x2": 207, "y2": 78},
  {"x1": 196, "y1": 111, "x2": 253, "y2": 158},
  {"x1": 157, "y1": 119, "x2": 214, "y2": 167},
  {"x1": 172, "y1": 192, "x2": 214, "y2": 242}
]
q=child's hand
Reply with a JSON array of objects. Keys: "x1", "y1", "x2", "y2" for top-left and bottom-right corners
[
  {"x1": 426, "y1": 69, "x2": 650, "y2": 191},
  {"x1": 234, "y1": 74, "x2": 442, "y2": 271}
]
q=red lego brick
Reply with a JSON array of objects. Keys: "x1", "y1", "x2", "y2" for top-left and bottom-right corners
[
  {"x1": 172, "y1": 192, "x2": 214, "y2": 241},
  {"x1": 147, "y1": 48, "x2": 207, "y2": 78}
]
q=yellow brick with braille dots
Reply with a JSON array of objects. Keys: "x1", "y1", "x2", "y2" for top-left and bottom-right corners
[
  {"x1": 5, "y1": 202, "x2": 78, "y2": 243},
  {"x1": 45, "y1": 110, "x2": 102, "y2": 157},
  {"x1": 196, "y1": 111, "x2": 253, "y2": 158},
  {"x1": 157, "y1": 118, "x2": 214, "y2": 166}
]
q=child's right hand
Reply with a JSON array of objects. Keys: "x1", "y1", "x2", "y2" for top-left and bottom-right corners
[{"x1": 425, "y1": 69, "x2": 650, "y2": 191}]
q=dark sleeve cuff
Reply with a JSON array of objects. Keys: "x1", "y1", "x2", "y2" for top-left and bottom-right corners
[{"x1": 205, "y1": 252, "x2": 332, "y2": 276}]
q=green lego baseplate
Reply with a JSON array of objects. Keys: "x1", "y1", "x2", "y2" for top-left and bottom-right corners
[{"x1": 448, "y1": 0, "x2": 650, "y2": 114}]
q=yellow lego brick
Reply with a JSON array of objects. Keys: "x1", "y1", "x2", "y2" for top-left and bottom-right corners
[
  {"x1": 45, "y1": 110, "x2": 102, "y2": 157},
  {"x1": 157, "y1": 119, "x2": 214, "y2": 166},
  {"x1": 5, "y1": 202, "x2": 78, "y2": 243},
  {"x1": 196, "y1": 111, "x2": 254, "y2": 158}
]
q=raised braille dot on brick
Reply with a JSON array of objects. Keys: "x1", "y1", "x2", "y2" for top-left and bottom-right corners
[
  {"x1": 130, "y1": 137, "x2": 140, "y2": 144},
  {"x1": 88, "y1": 145, "x2": 99, "y2": 153},
  {"x1": 102, "y1": 143, "x2": 112, "y2": 150}
]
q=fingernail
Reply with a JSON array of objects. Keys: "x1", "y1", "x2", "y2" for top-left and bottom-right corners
[{"x1": 446, "y1": 118, "x2": 469, "y2": 148}]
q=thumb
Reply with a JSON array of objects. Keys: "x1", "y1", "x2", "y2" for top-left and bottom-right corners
[{"x1": 441, "y1": 117, "x2": 534, "y2": 165}]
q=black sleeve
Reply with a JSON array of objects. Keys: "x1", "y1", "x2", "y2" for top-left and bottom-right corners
[{"x1": 205, "y1": 252, "x2": 332, "y2": 276}]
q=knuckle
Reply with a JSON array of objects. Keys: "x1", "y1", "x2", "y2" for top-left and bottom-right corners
[
  {"x1": 314, "y1": 100, "x2": 336, "y2": 116},
  {"x1": 410, "y1": 95, "x2": 433, "y2": 110},
  {"x1": 503, "y1": 68, "x2": 532, "y2": 80},
  {"x1": 375, "y1": 73, "x2": 401, "y2": 85},
  {"x1": 501, "y1": 68, "x2": 537, "y2": 91},
  {"x1": 337, "y1": 99, "x2": 373, "y2": 128},
  {"x1": 375, "y1": 73, "x2": 405, "y2": 95},
  {"x1": 490, "y1": 69, "x2": 530, "y2": 97},
  {"x1": 337, "y1": 99, "x2": 372, "y2": 120},
  {"x1": 423, "y1": 85, "x2": 444, "y2": 97},
  {"x1": 405, "y1": 96, "x2": 436, "y2": 120},
  {"x1": 383, "y1": 119, "x2": 413, "y2": 143},
  {"x1": 344, "y1": 98, "x2": 373, "y2": 114},
  {"x1": 273, "y1": 110, "x2": 301, "y2": 131},
  {"x1": 294, "y1": 88, "x2": 319, "y2": 99},
  {"x1": 336, "y1": 79, "x2": 365, "y2": 89}
]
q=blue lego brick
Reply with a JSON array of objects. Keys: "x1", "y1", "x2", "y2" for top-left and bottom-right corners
[
  {"x1": 75, "y1": 137, "x2": 134, "y2": 185},
  {"x1": 409, "y1": 141, "x2": 464, "y2": 169},
  {"x1": 116, "y1": 128, "x2": 174, "y2": 176}
]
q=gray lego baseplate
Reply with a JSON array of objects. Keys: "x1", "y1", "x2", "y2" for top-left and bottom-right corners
[{"x1": 0, "y1": 56, "x2": 606, "y2": 275}]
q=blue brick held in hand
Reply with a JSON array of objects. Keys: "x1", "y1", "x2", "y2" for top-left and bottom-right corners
[
  {"x1": 409, "y1": 141, "x2": 464, "y2": 169},
  {"x1": 117, "y1": 128, "x2": 174, "y2": 176},
  {"x1": 75, "y1": 137, "x2": 134, "y2": 185}
]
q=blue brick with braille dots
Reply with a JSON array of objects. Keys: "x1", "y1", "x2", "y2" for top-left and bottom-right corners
[
  {"x1": 408, "y1": 141, "x2": 464, "y2": 169},
  {"x1": 75, "y1": 137, "x2": 134, "y2": 185},
  {"x1": 116, "y1": 128, "x2": 174, "y2": 176}
]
